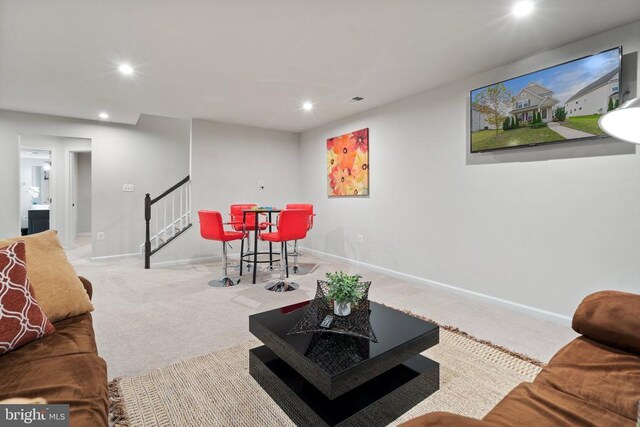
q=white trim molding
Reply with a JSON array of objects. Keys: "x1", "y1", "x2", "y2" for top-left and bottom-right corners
[
  {"x1": 150, "y1": 255, "x2": 220, "y2": 268},
  {"x1": 301, "y1": 246, "x2": 572, "y2": 327},
  {"x1": 90, "y1": 252, "x2": 140, "y2": 262}
]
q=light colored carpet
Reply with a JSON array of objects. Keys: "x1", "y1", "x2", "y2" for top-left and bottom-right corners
[
  {"x1": 111, "y1": 324, "x2": 543, "y2": 427},
  {"x1": 66, "y1": 237, "x2": 576, "y2": 379}
]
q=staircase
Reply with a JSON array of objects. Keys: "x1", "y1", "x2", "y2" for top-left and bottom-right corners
[{"x1": 143, "y1": 175, "x2": 192, "y2": 269}]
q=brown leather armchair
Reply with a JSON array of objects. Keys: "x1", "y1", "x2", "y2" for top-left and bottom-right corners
[{"x1": 402, "y1": 290, "x2": 640, "y2": 427}]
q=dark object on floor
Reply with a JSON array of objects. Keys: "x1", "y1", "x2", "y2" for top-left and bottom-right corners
[
  {"x1": 0, "y1": 277, "x2": 109, "y2": 426},
  {"x1": 401, "y1": 290, "x2": 640, "y2": 426},
  {"x1": 265, "y1": 281, "x2": 298, "y2": 292},
  {"x1": 292, "y1": 262, "x2": 319, "y2": 275}
]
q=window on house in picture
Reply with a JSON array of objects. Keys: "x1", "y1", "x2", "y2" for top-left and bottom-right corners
[
  {"x1": 579, "y1": 107, "x2": 582, "y2": 110},
  {"x1": 612, "y1": 86, "x2": 619, "y2": 92},
  {"x1": 575, "y1": 101, "x2": 578, "y2": 104},
  {"x1": 542, "y1": 109, "x2": 547, "y2": 119}
]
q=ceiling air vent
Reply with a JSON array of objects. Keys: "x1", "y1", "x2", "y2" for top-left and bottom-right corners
[{"x1": 345, "y1": 96, "x2": 366, "y2": 104}]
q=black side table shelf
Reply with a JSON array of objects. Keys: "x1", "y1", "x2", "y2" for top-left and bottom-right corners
[{"x1": 249, "y1": 301, "x2": 440, "y2": 426}]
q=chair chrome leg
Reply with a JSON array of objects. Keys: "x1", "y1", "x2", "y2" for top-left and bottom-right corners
[
  {"x1": 239, "y1": 234, "x2": 244, "y2": 276},
  {"x1": 265, "y1": 241, "x2": 298, "y2": 292},
  {"x1": 245, "y1": 234, "x2": 251, "y2": 271},
  {"x1": 209, "y1": 242, "x2": 239, "y2": 287},
  {"x1": 293, "y1": 240, "x2": 299, "y2": 274}
]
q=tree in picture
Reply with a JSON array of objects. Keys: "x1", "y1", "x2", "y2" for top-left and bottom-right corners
[
  {"x1": 553, "y1": 106, "x2": 567, "y2": 122},
  {"x1": 472, "y1": 83, "x2": 514, "y2": 138}
]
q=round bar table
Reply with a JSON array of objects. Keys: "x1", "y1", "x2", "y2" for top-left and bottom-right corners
[{"x1": 242, "y1": 208, "x2": 281, "y2": 284}]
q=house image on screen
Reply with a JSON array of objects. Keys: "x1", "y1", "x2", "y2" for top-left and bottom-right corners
[
  {"x1": 564, "y1": 69, "x2": 619, "y2": 117},
  {"x1": 471, "y1": 105, "x2": 497, "y2": 132},
  {"x1": 510, "y1": 82, "x2": 559, "y2": 123}
]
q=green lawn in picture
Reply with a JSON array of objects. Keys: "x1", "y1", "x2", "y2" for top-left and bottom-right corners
[
  {"x1": 471, "y1": 127, "x2": 566, "y2": 152},
  {"x1": 562, "y1": 115, "x2": 605, "y2": 136}
]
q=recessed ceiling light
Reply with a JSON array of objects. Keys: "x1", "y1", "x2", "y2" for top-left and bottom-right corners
[
  {"x1": 118, "y1": 63, "x2": 134, "y2": 75},
  {"x1": 99, "y1": 112, "x2": 109, "y2": 120},
  {"x1": 513, "y1": 1, "x2": 534, "y2": 17},
  {"x1": 302, "y1": 101, "x2": 313, "y2": 111}
]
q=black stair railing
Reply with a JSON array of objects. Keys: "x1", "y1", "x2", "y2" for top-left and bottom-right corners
[{"x1": 144, "y1": 175, "x2": 192, "y2": 269}]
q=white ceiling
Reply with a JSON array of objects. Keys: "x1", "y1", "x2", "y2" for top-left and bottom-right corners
[{"x1": 1, "y1": 0, "x2": 639, "y2": 132}]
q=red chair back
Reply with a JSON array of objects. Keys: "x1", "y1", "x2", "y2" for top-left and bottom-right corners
[
  {"x1": 198, "y1": 210, "x2": 225, "y2": 241},
  {"x1": 285, "y1": 203, "x2": 314, "y2": 230},
  {"x1": 230, "y1": 204, "x2": 257, "y2": 231},
  {"x1": 277, "y1": 209, "x2": 309, "y2": 241}
]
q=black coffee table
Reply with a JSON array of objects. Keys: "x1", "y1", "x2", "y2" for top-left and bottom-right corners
[{"x1": 249, "y1": 300, "x2": 440, "y2": 426}]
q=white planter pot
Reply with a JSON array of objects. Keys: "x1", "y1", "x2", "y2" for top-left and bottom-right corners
[{"x1": 333, "y1": 301, "x2": 351, "y2": 316}]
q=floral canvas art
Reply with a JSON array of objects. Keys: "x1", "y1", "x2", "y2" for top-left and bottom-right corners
[{"x1": 327, "y1": 128, "x2": 369, "y2": 197}]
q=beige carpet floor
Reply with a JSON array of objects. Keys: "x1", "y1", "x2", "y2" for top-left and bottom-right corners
[
  {"x1": 66, "y1": 237, "x2": 575, "y2": 379},
  {"x1": 111, "y1": 321, "x2": 544, "y2": 427}
]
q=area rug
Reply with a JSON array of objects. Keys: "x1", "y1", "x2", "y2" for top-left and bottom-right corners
[{"x1": 109, "y1": 310, "x2": 544, "y2": 427}]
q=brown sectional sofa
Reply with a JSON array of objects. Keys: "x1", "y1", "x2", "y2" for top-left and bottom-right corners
[
  {"x1": 0, "y1": 277, "x2": 108, "y2": 426},
  {"x1": 402, "y1": 290, "x2": 640, "y2": 426}
]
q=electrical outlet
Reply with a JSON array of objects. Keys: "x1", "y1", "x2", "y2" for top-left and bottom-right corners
[
  {"x1": 357, "y1": 234, "x2": 364, "y2": 244},
  {"x1": 122, "y1": 184, "x2": 135, "y2": 192},
  {"x1": 258, "y1": 180, "x2": 265, "y2": 190},
  {"x1": 96, "y1": 232, "x2": 105, "y2": 241}
]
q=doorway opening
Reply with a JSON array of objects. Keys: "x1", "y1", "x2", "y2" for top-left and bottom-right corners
[
  {"x1": 19, "y1": 149, "x2": 52, "y2": 235},
  {"x1": 18, "y1": 134, "x2": 92, "y2": 250},
  {"x1": 69, "y1": 151, "x2": 92, "y2": 250}
]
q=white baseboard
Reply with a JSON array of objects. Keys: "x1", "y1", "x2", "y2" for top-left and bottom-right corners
[
  {"x1": 77, "y1": 232, "x2": 91, "y2": 237},
  {"x1": 90, "y1": 252, "x2": 140, "y2": 261},
  {"x1": 150, "y1": 255, "x2": 220, "y2": 268},
  {"x1": 89, "y1": 252, "x2": 222, "y2": 268},
  {"x1": 300, "y1": 246, "x2": 572, "y2": 327}
]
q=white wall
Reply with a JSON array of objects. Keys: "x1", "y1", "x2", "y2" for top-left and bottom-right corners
[
  {"x1": 300, "y1": 21, "x2": 640, "y2": 319},
  {"x1": 76, "y1": 152, "x2": 92, "y2": 234},
  {"x1": 153, "y1": 119, "x2": 301, "y2": 264},
  {"x1": 0, "y1": 111, "x2": 190, "y2": 257}
]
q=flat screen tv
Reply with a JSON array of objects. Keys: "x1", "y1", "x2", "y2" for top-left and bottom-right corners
[{"x1": 470, "y1": 46, "x2": 622, "y2": 153}]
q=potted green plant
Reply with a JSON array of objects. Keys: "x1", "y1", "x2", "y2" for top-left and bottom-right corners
[{"x1": 325, "y1": 271, "x2": 365, "y2": 316}]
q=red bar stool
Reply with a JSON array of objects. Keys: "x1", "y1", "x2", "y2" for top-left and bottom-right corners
[
  {"x1": 198, "y1": 210, "x2": 244, "y2": 287},
  {"x1": 285, "y1": 203, "x2": 314, "y2": 274},
  {"x1": 229, "y1": 204, "x2": 268, "y2": 274},
  {"x1": 259, "y1": 209, "x2": 309, "y2": 292}
]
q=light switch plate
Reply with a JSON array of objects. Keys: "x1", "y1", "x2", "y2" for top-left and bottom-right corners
[{"x1": 122, "y1": 184, "x2": 135, "y2": 192}]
